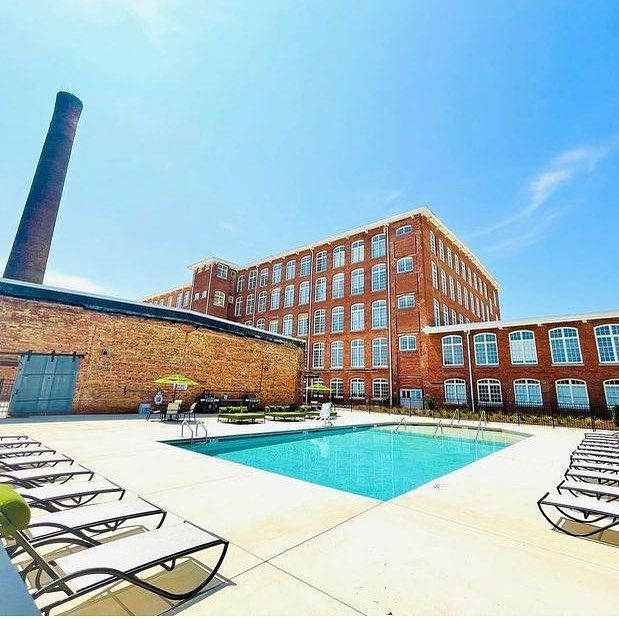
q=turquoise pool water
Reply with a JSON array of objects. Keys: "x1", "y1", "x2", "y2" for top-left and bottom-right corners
[{"x1": 174, "y1": 425, "x2": 522, "y2": 500}]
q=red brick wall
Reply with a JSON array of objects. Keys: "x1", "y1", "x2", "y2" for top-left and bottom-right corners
[
  {"x1": 423, "y1": 317, "x2": 619, "y2": 412},
  {"x1": 0, "y1": 295, "x2": 304, "y2": 413}
]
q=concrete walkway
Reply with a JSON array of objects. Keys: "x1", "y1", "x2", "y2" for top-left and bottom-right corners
[{"x1": 1, "y1": 411, "x2": 618, "y2": 615}]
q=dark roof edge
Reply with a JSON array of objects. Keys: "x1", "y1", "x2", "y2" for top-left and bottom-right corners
[{"x1": 0, "y1": 279, "x2": 305, "y2": 348}]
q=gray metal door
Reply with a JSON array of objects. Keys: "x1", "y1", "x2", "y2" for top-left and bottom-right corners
[
  {"x1": 400, "y1": 388, "x2": 423, "y2": 410},
  {"x1": 9, "y1": 354, "x2": 80, "y2": 415}
]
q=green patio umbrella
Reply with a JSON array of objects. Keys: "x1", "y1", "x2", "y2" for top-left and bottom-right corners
[{"x1": 154, "y1": 374, "x2": 199, "y2": 402}]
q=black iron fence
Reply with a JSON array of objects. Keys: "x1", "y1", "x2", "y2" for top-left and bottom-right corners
[{"x1": 337, "y1": 398, "x2": 618, "y2": 431}]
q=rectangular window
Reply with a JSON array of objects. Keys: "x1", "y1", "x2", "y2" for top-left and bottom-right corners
[
  {"x1": 549, "y1": 327, "x2": 582, "y2": 364},
  {"x1": 509, "y1": 331, "x2": 537, "y2": 364},
  {"x1": 216, "y1": 264, "x2": 228, "y2": 279},
  {"x1": 300, "y1": 255, "x2": 312, "y2": 276},
  {"x1": 396, "y1": 257, "x2": 413, "y2": 273},
  {"x1": 312, "y1": 343, "x2": 324, "y2": 369},
  {"x1": 268, "y1": 319, "x2": 278, "y2": 333},
  {"x1": 333, "y1": 245, "x2": 345, "y2": 268},
  {"x1": 213, "y1": 291, "x2": 226, "y2": 307},
  {"x1": 183, "y1": 291, "x2": 189, "y2": 306},
  {"x1": 474, "y1": 333, "x2": 499, "y2": 365},
  {"x1": 272, "y1": 263, "x2": 282, "y2": 284},
  {"x1": 351, "y1": 378, "x2": 365, "y2": 399},
  {"x1": 351, "y1": 240, "x2": 364, "y2": 263},
  {"x1": 372, "y1": 379, "x2": 389, "y2": 400},
  {"x1": 332, "y1": 273, "x2": 345, "y2": 299},
  {"x1": 330, "y1": 378, "x2": 344, "y2": 398},
  {"x1": 315, "y1": 277, "x2": 326, "y2": 302},
  {"x1": 372, "y1": 338, "x2": 388, "y2": 366}
]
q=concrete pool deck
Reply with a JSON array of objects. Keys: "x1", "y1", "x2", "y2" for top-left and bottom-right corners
[{"x1": 1, "y1": 411, "x2": 618, "y2": 615}]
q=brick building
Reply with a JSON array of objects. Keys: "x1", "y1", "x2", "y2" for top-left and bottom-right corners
[
  {"x1": 0, "y1": 279, "x2": 304, "y2": 415},
  {"x1": 423, "y1": 312, "x2": 619, "y2": 413},
  {"x1": 145, "y1": 207, "x2": 502, "y2": 407}
]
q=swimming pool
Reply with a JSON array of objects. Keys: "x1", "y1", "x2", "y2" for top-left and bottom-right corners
[{"x1": 172, "y1": 425, "x2": 524, "y2": 501}]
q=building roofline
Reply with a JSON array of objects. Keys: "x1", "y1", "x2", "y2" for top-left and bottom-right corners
[
  {"x1": 141, "y1": 283, "x2": 192, "y2": 301},
  {"x1": 422, "y1": 309, "x2": 619, "y2": 334},
  {"x1": 0, "y1": 278, "x2": 305, "y2": 348},
  {"x1": 187, "y1": 257, "x2": 241, "y2": 271},
  {"x1": 187, "y1": 206, "x2": 501, "y2": 290}
]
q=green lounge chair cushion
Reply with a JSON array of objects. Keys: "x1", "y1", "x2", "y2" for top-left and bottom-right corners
[{"x1": 0, "y1": 484, "x2": 31, "y2": 533}]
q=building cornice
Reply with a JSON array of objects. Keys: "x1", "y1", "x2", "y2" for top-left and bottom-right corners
[{"x1": 422, "y1": 309, "x2": 619, "y2": 334}]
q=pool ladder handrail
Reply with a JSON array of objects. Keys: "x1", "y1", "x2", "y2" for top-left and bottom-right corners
[
  {"x1": 395, "y1": 416, "x2": 408, "y2": 433},
  {"x1": 181, "y1": 419, "x2": 208, "y2": 444},
  {"x1": 433, "y1": 419, "x2": 444, "y2": 437},
  {"x1": 474, "y1": 410, "x2": 487, "y2": 441},
  {"x1": 450, "y1": 409, "x2": 461, "y2": 426}
]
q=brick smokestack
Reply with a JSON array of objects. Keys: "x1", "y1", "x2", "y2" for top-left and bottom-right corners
[{"x1": 3, "y1": 91, "x2": 83, "y2": 284}]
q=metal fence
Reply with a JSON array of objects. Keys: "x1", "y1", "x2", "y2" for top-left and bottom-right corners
[
  {"x1": 0, "y1": 378, "x2": 15, "y2": 417},
  {"x1": 338, "y1": 398, "x2": 618, "y2": 431}
]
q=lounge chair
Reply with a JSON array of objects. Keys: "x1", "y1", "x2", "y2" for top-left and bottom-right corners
[
  {"x1": 19, "y1": 480, "x2": 126, "y2": 512},
  {"x1": 564, "y1": 468, "x2": 619, "y2": 485},
  {"x1": 575, "y1": 447, "x2": 619, "y2": 456},
  {"x1": 0, "y1": 465, "x2": 95, "y2": 488},
  {"x1": 571, "y1": 460, "x2": 619, "y2": 474},
  {"x1": 218, "y1": 412, "x2": 265, "y2": 423},
  {"x1": 265, "y1": 411, "x2": 306, "y2": 421},
  {"x1": 570, "y1": 452, "x2": 618, "y2": 464},
  {"x1": 0, "y1": 434, "x2": 29, "y2": 442},
  {"x1": 0, "y1": 439, "x2": 42, "y2": 449},
  {"x1": 584, "y1": 432, "x2": 619, "y2": 439},
  {"x1": 537, "y1": 491, "x2": 619, "y2": 537},
  {"x1": 0, "y1": 485, "x2": 229, "y2": 615},
  {"x1": 557, "y1": 479, "x2": 619, "y2": 500},
  {"x1": 0, "y1": 447, "x2": 56, "y2": 459},
  {"x1": 0, "y1": 453, "x2": 74, "y2": 470}
]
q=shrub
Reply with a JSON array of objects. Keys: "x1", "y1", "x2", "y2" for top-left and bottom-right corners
[{"x1": 613, "y1": 405, "x2": 619, "y2": 427}]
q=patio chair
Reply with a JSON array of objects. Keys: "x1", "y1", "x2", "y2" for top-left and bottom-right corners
[
  {"x1": 0, "y1": 446, "x2": 56, "y2": 459},
  {"x1": 18, "y1": 479, "x2": 126, "y2": 512},
  {"x1": 318, "y1": 402, "x2": 334, "y2": 426},
  {"x1": 0, "y1": 453, "x2": 74, "y2": 471},
  {"x1": 0, "y1": 485, "x2": 229, "y2": 615},
  {"x1": 5, "y1": 497, "x2": 167, "y2": 557},
  {"x1": 557, "y1": 479, "x2": 619, "y2": 500},
  {"x1": 0, "y1": 465, "x2": 95, "y2": 488},
  {"x1": 537, "y1": 490, "x2": 619, "y2": 537},
  {"x1": 564, "y1": 468, "x2": 619, "y2": 485}
]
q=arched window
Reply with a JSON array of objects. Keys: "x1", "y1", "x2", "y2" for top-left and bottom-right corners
[
  {"x1": 282, "y1": 314, "x2": 293, "y2": 336},
  {"x1": 351, "y1": 239, "x2": 364, "y2": 263},
  {"x1": 315, "y1": 251, "x2": 327, "y2": 272},
  {"x1": 371, "y1": 300, "x2": 388, "y2": 328},
  {"x1": 297, "y1": 313, "x2": 308, "y2": 336},
  {"x1": 234, "y1": 296, "x2": 242, "y2": 317},
  {"x1": 312, "y1": 343, "x2": 324, "y2": 369},
  {"x1": 351, "y1": 339, "x2": 365, "y2": 368},
  {"x1": 399, "y1": 335, "x2": 417, "y2": 351},
  {"x1": 477, "y1": 378, "x2": 502, "y2": 405},
  {"x1": 509, "y1": 330, "x2": 537, "y2": 364},
  {"x1": 595, "y1": 325, "x2": 619, "y2": 363},
  {"x1": 397, "y1": 294, "x2": 415, "y2": 309},
  {"x1": 350, "y1": 378, "x2": 365, "y2": 399},
  {"x1": 371, "y1": 233, "x2": 386, "y2": 258},
  {"x1": 330, "y1": 341, "x2": 344, "y2": 369},
  {"x1": 245, "y1": 294, "x2": 255, "y2": 315},
  {"x1": 331, "y1": 306, "x2": 344, "y2": 333},
  {"x1": 351, "y1": 303, "x2": 364, "y2": 331},
  {"x1": 257, "y1": 291, "x2": 267, "y2": 312},
  {"x1": 284, "y1": 285, "x2": 294, "y2": 307},
  {"x1": 555, "y1": 379, "x2": 589, "y2": 409},
  {"x1": 514, "y1": 379, "x2": 542, "y2": 406},
  {"x1": 549, "y1": 327, "x2": 582, "y2": 364},
  {"x1": 300, "y1": 255, "x2": 312, "y2": 276},
  {"x1": 351, "y1": 268, "x2": 364, "y2": 295},
  {"x1": 330, "y1": 378, "x2": 344, "y2": 399},
  {"x1": 396, "y1": 224, "x2": 412, "y2": 236},
  {"x1": 313, "y1": 309, "x2": 326, "y2": 334},
  {"x1": 299, "y1": 281, "x2": 310, "y2": 305},
  {"x1": 213, "y1": 291, "x2": 226, "y2": 307},
  {"x1": 474, "y1": 333, "x2": 498, "y2": 365},
  {"x1": 270, "y1": 288, "x2": 280, "y2": 310},
  {"x1": 603, "y1": 380, "x2": 619, "y2": 408},
  {"x1": 372, "y1": 379, "x2": 389, "y2": 400},
  {"x1": 256, "y1": 318, "x2": 266, "y2": 330},
  {"x1": 285, "y1": 260, "x2": 296, "y2": 280},
  {"x1": 332, "y1": 273, "x2": 345, "y2": 299},
  {"x1": 442, "y1": 335, "x2": 464, "y2": 366},
  {"x1": 396, "y1": 257, "x2": 413, "y2": 273},
  {"x1": 333, "y1": 245, "x2": 346, "y2": 268},
  {"x1": 444, "y1": 378, "x2": 467, "y2": 404},
  {"x1": 371, "y1": 264, "x2": 387, "y2": 291},
  {"x1": 314, "y1": 277, "x2": 326, "y2": 301},
  {"x1": 372, "y1": 338, "x2": 388, "y2": 367}
]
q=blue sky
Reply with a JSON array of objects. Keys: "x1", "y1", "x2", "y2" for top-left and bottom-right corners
[{"x1": 0, "y1": 0, "x2": 617, "y2": 319}]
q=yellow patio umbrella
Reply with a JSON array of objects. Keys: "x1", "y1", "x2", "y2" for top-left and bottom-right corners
[
  {"x1": 305, "y1": 383, "x2": 331, "y2": 392},
  {"x1": 154, "y1": 374, "x2": 199, "y2": 402}
]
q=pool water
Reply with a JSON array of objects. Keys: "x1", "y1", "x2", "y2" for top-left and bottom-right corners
[{"x1": 175, "y1": 425, "x2": 523, "y2": 501}]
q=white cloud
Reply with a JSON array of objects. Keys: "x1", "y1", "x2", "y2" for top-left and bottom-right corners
[
  {"x1": 43, "y1": 271, "x2": 105, "y2": 294},
  {"x1": 474, "y1": 142, "x2": 611, "y2": 238}
]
